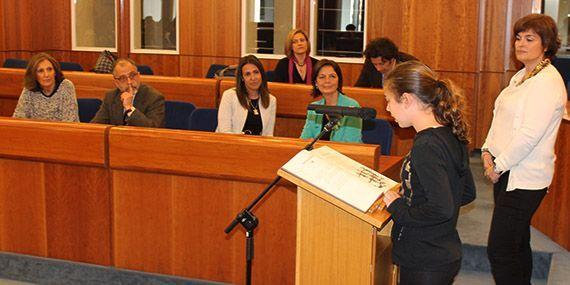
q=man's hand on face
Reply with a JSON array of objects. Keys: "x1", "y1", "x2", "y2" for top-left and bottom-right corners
[{"x1": 121, "y1": 85, "x2": 134, "y2": 111}]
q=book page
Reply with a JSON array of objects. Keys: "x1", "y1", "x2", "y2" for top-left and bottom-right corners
[{"x1": 281, "y1": 146, "x2": 399, "y2": 212}]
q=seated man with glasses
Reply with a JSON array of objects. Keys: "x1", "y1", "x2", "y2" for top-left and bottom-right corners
[{"x1": 91, "y1": 58, "x2": 165, "y2": 127}]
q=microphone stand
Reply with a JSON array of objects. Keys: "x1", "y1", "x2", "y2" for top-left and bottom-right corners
[{"x1": 224, "y1": 116, "x2": 341, "y2": 285}]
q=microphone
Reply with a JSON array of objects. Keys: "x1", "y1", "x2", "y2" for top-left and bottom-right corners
[{"x1": 307, "y1": 104, "x2": 376, "y2": 120}]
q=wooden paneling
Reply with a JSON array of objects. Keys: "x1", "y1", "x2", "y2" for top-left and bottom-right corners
[
  {"x1": 169, "y1": 178, "x2": 296, "y2": 283},
  {"x1": 179, "y1": 56, "x2": 240, "y2": 78},
  {"x1": 474, "y1": 72, "x2": 504, "y2": 147},
  {"x1": 0, "y1": 119, "x2": 112, "y2": 265},
  {"x1": 112, "y1": 170, "x2": 298, "y2": 284},
  {"x1": 107, "y1": 127, "x2": 394, "y2": 284},
  {"x1": 533, "y1": 121, "x2": 570, "y2": 250},
  {"x1": 295, "y1": 0, "x2": 311, "y2": 32},
  {"x1": 479, "y1": 0, "x2": 509, "y2": 72},
  {"x1": 34, "y1": 0, "x2": 70, "y2": 51},
  {"x1": 118, "y1": 0, "x2": 130, "y2": 58},
  {"x1": 0, "y1": 0, "x2": 4, "y2": 51},
  {"x1": 179, "y1": 0, "x2": 240, "y2": 57},
  {"x1": 410, "y1": 0, "x2": 479, "y2": 72},
  {"x1": 108, "y1": 127, "x2": 382, "y2": 181},
  {"x1": 128, "y1": 54, "x2": 180, "y2": 77},
  {"x1": 113, "y1": 170, "x2": 173, "y2": 273},
  {"x1": 366, "y1": 0, "x2": 406, "y2": 47},
  {"x1": 44, "y1": 164, "x2": 111, "y2": 265},
  {"x1": 0, "y1": 159, "x2": 47, "y2": 256},
  {"x1": 170, "y1": 177, "x2": 238, "y2": 281},
  {"x1": 0, "y1": 119, "x2": 403, "y2": 283},
  {"x1": 0, "y1": 118, "x2": 108, "y2": 166},
  {"x1": 0, "y1": 1, "x2": 34, "y2": 51},
  {"x1": 365, "y1": 0, "x2": 479, "y2": 72},
  {"x1": 295, "y1": 190, "x2": 376, "y2": 284}
]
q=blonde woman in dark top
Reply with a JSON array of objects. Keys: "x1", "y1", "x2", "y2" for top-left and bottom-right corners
[
  {"x1": 13, "y1": 53, "x2": 79, "y2": 122},
  {"x1": 273, "y1": 29, "x2": 318, "y2": 84},
  {"x1": 382, "y1": 61, "x2": 476, "y2": 285}
]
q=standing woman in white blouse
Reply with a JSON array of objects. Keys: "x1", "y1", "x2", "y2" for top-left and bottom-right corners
[
  {"x1": 216, "y1": 55, "x2": 276, "y2": 136},
  {"x1": 482, "y1": 14, "x2": 566, "y2": 285}
]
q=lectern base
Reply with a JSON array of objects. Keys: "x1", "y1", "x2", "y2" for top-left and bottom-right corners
[{"x1": 295, "y1": 189, "x2": 397, "y2": 285}]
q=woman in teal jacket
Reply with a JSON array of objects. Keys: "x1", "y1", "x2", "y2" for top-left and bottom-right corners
[{"x1": 300, "y1": 59, "x2": 362, "y2": 142}]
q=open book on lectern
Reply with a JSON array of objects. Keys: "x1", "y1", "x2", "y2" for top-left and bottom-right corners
[{"x1": 279, "y1": 146, "x2": 400, "y2": 213}]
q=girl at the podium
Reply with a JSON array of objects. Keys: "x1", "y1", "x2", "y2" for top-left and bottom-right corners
[{"x1": 382, "y1": 61, "x2": 476, "y2": 285}]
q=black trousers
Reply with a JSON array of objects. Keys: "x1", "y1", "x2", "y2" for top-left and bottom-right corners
[
  {"x1": 399, "y1": 261, "x2": 460, "y2": 285},
  {"x1": 487, "y1": 172, "x2": 547, "y2": 285}
]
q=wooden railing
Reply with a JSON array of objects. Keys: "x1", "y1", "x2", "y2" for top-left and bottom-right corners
[
  {"x1": 0, "y1": 68, "x2": 412, "y2": 156},
  {"x1": 0, "y1": 117, "x2": 403, "y2": 284}
]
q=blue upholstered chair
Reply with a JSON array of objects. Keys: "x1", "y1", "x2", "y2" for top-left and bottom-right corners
[
  {"x1": 188, "y1": 108, "x2": 218, "y2": 132},
  {"x1": 205, "y1": 64, "x2": 227, "y2": 78},
  {"x1": 59, "y1": 61, "x2": 84, "y2": 71},
  {"x1": 2, "y1": 58, "x2": 28, "y2": 69},
  {"x1": 265, "y1": 70, "x2": 276, "y2": 82},
  {"x1": 164, "y1": 101, "x2": 196, "y2": 130},
  {"x1": 137, "y1": 64, "x2": 154, "y2": 75},
  {"x1": 77, "y1": 98, "x2": 102, "y2": 123},
  {"x1": 361, "y1": 118, "x2": 394, "y2": 155}
]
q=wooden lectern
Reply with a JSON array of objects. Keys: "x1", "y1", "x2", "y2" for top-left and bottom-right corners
[{"x1": 278, "y1": 169, "x2": 397, "y2": 285}]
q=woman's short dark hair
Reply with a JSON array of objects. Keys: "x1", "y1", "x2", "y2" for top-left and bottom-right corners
[
  {"x1": 311, "y1": 59, "x2": 343, "y2": 98},
  {"x1": 513, "y1": 14, "x2": 561, "y2": 60},
  {"x1": 24, "y1": 53, "x2": 64, "y2": 91},
  {"x1": 363, "y1": 38, "x2": 399, "y2": 60},
  {"x1": 235, "y1": 54, "x2": 270, "y2": 109}
]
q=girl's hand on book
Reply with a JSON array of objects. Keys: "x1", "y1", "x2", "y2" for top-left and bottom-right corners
[{"x1": 383, "y1": 191, "x2": 401, "y2": 208}]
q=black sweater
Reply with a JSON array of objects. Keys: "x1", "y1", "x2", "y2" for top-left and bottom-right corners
[
  {"x1": 273, "y1": 57, "x2": 318, "y2": 84},
  {"x1": 387, "y1": 126, "x2": 476, "y2": 271}
]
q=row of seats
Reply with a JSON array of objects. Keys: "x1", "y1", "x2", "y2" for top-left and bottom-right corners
[
  {"x1": 77, "y1": 98, "x2": 217, "y2": 130},
  {"x1": 204, "y1": 64, "x2": 278, "y2": 81},
  {"x1": 2, "y1": 58, "x2": 154, "y2": 74},
  {"x1": 5, "y1": 58, "x2": 569, "y2": 92},
  {"x1": 77, "y1": 98, "x2": 393, "y2": 154}
]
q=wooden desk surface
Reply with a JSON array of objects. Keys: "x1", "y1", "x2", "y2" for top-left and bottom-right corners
[
  {"x1": 108, "y1": 126, "x2": 399, "y2": 182},
  {"x1": 0, "y1": 117, "x2": 109, "y2": 166}
]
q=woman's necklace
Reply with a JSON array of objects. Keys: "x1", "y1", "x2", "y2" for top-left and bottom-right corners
[
  {"x1": 247, "y1": 97, "x2": 259, "y2": 115},
  {"x1": 517, "y1": 58, "x2": 550, "y2": 86}
]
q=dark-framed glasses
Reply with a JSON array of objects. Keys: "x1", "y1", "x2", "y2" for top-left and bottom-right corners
[{"x1": 114, "y1": 71, "x2": 139, "y2": 83}]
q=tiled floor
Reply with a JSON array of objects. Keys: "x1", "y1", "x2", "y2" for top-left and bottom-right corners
[{"x1": 455, "y1": 154, "x2": 569, "y2": 285}]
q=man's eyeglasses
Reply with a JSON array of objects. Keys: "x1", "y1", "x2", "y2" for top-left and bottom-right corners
[{"x1": 114, "y1": 72, "x2": 139, "y2": 83}]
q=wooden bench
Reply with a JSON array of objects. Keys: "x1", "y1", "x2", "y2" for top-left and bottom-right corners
[
  {"x1": 219, "y1": 79, "x2": 414, "y2": 155},
  {"x1": 0, "y1": 68, "x2": 218, "y2": 115},
  {"x1": 0, "y1": 68, "x2": 414, "y2": 155}
]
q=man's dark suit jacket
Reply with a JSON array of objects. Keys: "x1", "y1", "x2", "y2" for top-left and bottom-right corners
[{"x1": 91, "y1": 83, "x2": 165, "y2": 127}]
